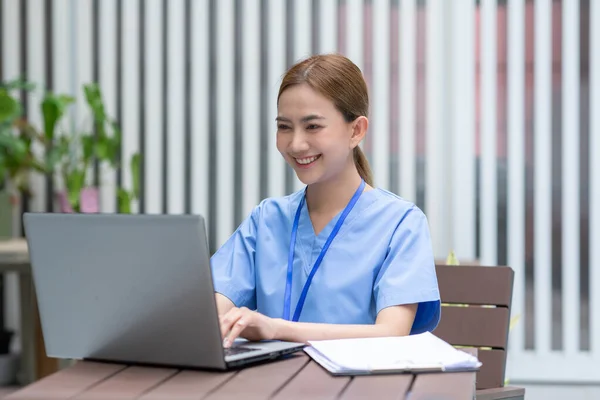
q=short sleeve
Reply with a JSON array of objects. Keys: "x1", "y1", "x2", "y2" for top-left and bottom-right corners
[
  {"x1": 209, "y1": 206, "x2": 259, "y2": 310},
  {"x1": 373, "y1": 207, "x2": 441, "y2": 334}
]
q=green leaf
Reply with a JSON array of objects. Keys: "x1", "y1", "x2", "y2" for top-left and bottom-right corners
[
  {"x1": 65, "y1": 169, "x2": 86, "y2": 211},
  {"x1": 106, "y1": 128, "x2": 121, "y2": 166},
  {"x1": 44, "y1": 145, "x2": 67, "y2": 172},
  {"x1": 83, "y1": 83, "x2": 106, "y2": 122},
  {"x1": 117, "y1": 189, "x2": 131, "y2": 214},
  {"x1": 0, "y1": 78, "x2": 35, "y2": 92},
  {"x1": 58, "y1": 94, "x2": 76, "y2": 106},
  {"x1": 41, "y1": 93, "x2": 74, "y2": 141},
  {"x1": 0, "y1": 89, "x2": 20, "y2": 124},
  {"x1": 66, "y1": 170, "x2": 85, "y2": 193},
  {"x1": 81, "y1": 135, "x2": 95, "y2": 163},
  {"x1": 0, "y1": 133, "x2": 28, "y2": 160},
  {"x1": 95, "y1": 139, "x2": 110, "y2": 161},
  {"x1": 130, "y1": 153, "x2": 141, "y2": 198}
]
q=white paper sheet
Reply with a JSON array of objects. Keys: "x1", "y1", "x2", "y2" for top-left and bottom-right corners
[{"x1": 304, "y1": 332, "x2": 482, "y2": 374}]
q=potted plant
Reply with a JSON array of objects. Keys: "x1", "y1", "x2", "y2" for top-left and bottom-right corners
[{"x1": 39, "y1": 83, "x2": 140, "y2": 214}]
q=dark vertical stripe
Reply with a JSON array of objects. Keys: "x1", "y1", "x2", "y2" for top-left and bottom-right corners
[
  {"x1": 20, "y1": 0, "x2": 28, "y2": 112},
  {"x1": 579, "y1": 0, "x2": 590, "y2": 351},
  {"x1": 233, "y1": 0, "x2": 243, "y2": 225},
  {"x1": 92, "y1": 0, "x2": 100, "y2": 187},
  {"x1": 139, "y1": 0, "x2": 146, "y2": 213},
  {"x1": 551, "y1": 1, "x2": 563, "y2": 350},
  {"x1": 259, "y1": 0, "x2": 269, "y2": 200},
  {"x1": 285, "y1": 0, "x2": 294, "y2": 194},
  {"x1": 44, "y1": 0, "x2": 54, "y2": 212},
  {"x1": 524, "y1": 1, "x2": 535, "y2": 350},
  {"x1": 161, "y1": 0, "x2": 168, "y2": 213},
  {"x1": 208, "y1": 0, "x2": 217, "y2": 251},
  {"x1": 311, "y1": 0, "x2": 319, "y2": 54},
  {"x1": 285, "y1": 1, "x2": 294, "y2": 70},
  {"x1": 496, "y1": 3, "x2": 508, "y2": 268},
  {"x1": 116, "y1": 0, "x2": 123, "y2": 208},
  {"x1": 184, "y1": 0, "x2": 191, "y2": 214},
  {"x1": 20, "y1": 0, "x2": 29, "y2": 236}
]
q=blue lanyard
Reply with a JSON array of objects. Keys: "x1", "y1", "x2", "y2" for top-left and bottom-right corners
[{"x1": 282, "y1": 179, "x2": 366, "y2": 322}]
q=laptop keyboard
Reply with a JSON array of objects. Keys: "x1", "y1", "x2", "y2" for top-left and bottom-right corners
[{"x1": 224, "y1": 346, "x2": 260, "y2": 357}]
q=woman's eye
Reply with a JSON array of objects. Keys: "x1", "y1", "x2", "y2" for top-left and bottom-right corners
[
  {"x1": 306, "y1": 124, "x2": 321, "y2": 130},
  {"x1": 277, "y1": 124, "x2": 290, "y2": 130}
]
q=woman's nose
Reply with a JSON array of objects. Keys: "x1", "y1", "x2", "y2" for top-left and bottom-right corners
[{"x1": 289, "y1": 131, "x2": 310, "y2": 153}]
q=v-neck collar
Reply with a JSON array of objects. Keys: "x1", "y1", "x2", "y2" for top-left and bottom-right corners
[{"x1": 292, "y1": 188, "x2": 379, "y2": 275}]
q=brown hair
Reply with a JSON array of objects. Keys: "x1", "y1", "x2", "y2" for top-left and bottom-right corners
[{"x1": 277, "y1": 54, "x2": 374, "y2": 186}]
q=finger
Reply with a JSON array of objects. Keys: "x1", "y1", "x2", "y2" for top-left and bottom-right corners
[
  {"x1": 220, "y1": 309, "x2": 240, "y2": 338},
  {"x1": 219, "y1": 308, "x2": 241, "y2": 340},
  {"x1": 223, "y1": 314, "x2": 249, "y2": 348}
]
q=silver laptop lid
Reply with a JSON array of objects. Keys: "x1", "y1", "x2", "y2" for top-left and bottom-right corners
[{"x1": 23, "y1": 212, "x2": 227, "y2": 370}]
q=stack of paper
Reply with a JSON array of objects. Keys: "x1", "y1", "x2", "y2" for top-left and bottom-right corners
[{"x1": 304, "y1": 332, "x2": 482, "y2": 375}]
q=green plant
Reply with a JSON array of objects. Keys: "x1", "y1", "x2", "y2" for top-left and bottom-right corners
[
  {"x1": 0, "y1": 79, "x2": 44, "y2": 195},
  {"x1": 1, "y1": 79, "x2": 140, "y2": 213},
  {"x1": 40, "y1": 83, "x2": 140, "y2": 213}
]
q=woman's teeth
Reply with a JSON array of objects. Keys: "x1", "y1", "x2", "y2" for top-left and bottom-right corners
[{"x1": 296, "y1": 155, "x2": 320, "y2": 165}]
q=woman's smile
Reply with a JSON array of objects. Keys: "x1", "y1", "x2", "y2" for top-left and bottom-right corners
[{"x1": 294, "y1": 154, "x2": 322, "y2": 168}]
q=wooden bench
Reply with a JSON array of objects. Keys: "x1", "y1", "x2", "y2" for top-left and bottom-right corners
[{"x1": 435, "y1": 264, "x2": 526, "y2": 400}]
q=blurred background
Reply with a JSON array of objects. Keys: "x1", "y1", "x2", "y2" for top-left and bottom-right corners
[{"x1": 0, "y1": 0, "x2": 598, "y2": 398}]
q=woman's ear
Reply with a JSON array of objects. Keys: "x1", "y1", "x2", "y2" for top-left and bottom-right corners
[{"x1": 350, "y1": 116, "x2": 368, "y2": 148}]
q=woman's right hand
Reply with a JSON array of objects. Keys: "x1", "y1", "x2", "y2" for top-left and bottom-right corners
[{"x1": 219, "y1": 306, "x2": 279, "y2": 348}]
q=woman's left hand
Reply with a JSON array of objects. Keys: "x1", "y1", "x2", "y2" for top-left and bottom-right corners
[{"x1": 219, "y1": 307, "x2": 279, "y2": 348}]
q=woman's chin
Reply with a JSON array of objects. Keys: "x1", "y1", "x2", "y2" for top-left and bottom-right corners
[{"x1": 294, "y1": 170, "x2": 323, "y2": 186}]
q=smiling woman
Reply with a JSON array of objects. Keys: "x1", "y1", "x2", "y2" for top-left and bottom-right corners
[
  {"x1": 210, "y1": 54, "x2": 441, "y2": 348},
  {"x1": 276, "y1": 54, "x2": 373, "y2": 188}
]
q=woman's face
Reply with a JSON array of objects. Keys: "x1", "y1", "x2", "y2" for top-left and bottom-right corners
[{"x1": 276, "y1": 84, "x2": 358, "y2": 185}]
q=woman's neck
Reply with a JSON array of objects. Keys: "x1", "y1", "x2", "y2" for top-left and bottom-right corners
[{"x1": 305, "y1": 166, "x2": 365, "y2": 215}]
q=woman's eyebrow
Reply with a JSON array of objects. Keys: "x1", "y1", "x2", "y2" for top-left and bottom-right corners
[
  {"x1": 275, "y1": 115, "x2": 326, "y2": 123},
  {"x1": 301, "y1": 115, "x2": 325, "y2": 123}
]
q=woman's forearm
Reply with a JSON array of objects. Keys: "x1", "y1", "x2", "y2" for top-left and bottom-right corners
[
  {"x1": 271, "y1": 305, "x2": 417, "y2": 343},
  {"x1": 273, "y1": 319, "x2": 406, "y2": 343}
]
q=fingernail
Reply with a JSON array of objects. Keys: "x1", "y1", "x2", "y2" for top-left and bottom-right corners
[{"x1": 223, "y1": 338, "x2": 230, "y2": 348}]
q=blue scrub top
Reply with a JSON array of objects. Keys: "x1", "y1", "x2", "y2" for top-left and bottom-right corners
[{"x1": 210, "y1": 187, "x2": 441, "y2": 335}]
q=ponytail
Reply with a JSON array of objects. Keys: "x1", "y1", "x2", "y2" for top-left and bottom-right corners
[{"x1": 353, "y1": 146, "x2": 374, "y2": 187}]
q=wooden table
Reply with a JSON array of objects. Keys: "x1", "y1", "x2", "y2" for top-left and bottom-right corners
[
  {"x1": 0, "y1": 241, "x2": 524, "y2": 399},
  {"x1": 4, "y1": 354, "x2": 477, "y2": 400}
]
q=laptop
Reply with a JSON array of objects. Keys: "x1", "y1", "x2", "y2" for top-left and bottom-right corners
[{"x1": 22, "y1": 212, "x2": 305, "y2": 370}]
